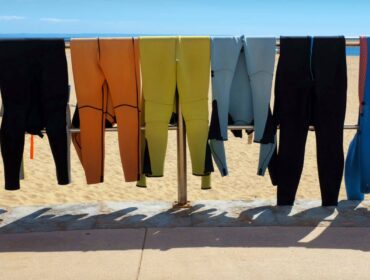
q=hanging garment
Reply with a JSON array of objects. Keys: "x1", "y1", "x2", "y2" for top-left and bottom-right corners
[
  {"x1": 269, "y1": 36, "x2": 347, "y2": 206},
  {"x1": 135, "y1": 100, "x2": 212, "y2": 189},
  {"x1": 135, "y1": 104, "x2": 213, "y2": 189},
  {"x1": 0, "y1": 102, "x2": 25, "y2": 180},
  {"x1": 0, "y1": 39, "x2": 70, "y2": 190},
  {"x1": 70, "y1": 38, "x2": 141, "y2": 184},
  {"x1": 208, "y1": 36, "x2": 276, "y2": 176},
  {"x1": 139, "y1": 36, "x2": 213, "y2": 177},
  {"x1": 345, "y1": 36, "x2": 370, "y2": 200}
]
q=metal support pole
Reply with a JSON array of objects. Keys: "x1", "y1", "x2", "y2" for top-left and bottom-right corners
[
  {"x1": 66, "y1": 104, "x2": 72, "y2": 183},
  {"x1": 173, "y1": 95, "x2": 190, "y2": 208},
  {"x1": 66, "y1": 87, "x2": 72, "y2": 183},
  {"x1": 19, "y1": 160, "x2": 25, "y2": 180}
]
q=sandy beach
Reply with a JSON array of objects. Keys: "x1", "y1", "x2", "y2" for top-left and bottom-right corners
[{"x1": 0, "y1": 53, "x2": 366, "y2": 207}]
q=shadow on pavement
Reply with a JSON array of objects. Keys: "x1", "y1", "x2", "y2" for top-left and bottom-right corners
[{"x1": 0, "y1": 200, "x2": 369, "y2": 252}]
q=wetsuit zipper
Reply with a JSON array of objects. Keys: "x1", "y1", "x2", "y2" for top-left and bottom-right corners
[{"x1": 309, "y1": 36, "x2": 314, "y2": 80}]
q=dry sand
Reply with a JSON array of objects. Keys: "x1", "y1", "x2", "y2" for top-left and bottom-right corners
[{"x1": 0, "y1": 53, "x2": 367, "y2": 207}]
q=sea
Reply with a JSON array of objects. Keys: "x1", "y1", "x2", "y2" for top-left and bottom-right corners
[{"x1": 0, "y1": 33, "x2": 361, "y2": 56}]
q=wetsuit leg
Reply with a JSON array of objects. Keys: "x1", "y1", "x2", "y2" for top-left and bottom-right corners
[
  {"x1": 312, "y1": 37, "x2": 347, "y2": 206},
  {"x1": 139, "y1": 37, "x2": 176, "y2": 176},
  {"x1": 244, "y1": 38, "x2": 276, "y2": 175},
  {"x1": 229, "y1": 44, "x2": 276, "y2": 176},
  {"x1": 99, "y1": 38, "x2": 140, "y2": 182},
  {"x1": 71, "y1": 39, "x2": 106, "y2": 184},
  {"x1": 273, "y1": 37, "x2": 312, "y2": 205},
  {"x1": 177, "y1": 37, "x2": 213, "y2": 176},
  {"x1": 41, "y1": 39, "x2": 70, "y2": 185},
  {"x1": 71, "y1": 89, "x2": 115, "y2": 164},
  {"x1": 209, "y1": 37, "x2": 242, "y2": 176},
  {"x1": 0, "y1": 41, "x2": 30, "y2": 190}
]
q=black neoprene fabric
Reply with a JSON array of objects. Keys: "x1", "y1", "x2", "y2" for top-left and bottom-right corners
[
  {"x1": 269, "y1": 36, "x2": 347, "y2": 206},
  {"x1": 0, "y1": 39, "x2": 69, "y2": 190}
]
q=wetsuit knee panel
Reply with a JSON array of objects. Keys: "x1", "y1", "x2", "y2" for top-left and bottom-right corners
[
  {"x1": 245, "y1": 38, "x2": 276, "y2": 76},
  {"x1": 145, "y1": 101, "x2": 173, "y2": 123}
]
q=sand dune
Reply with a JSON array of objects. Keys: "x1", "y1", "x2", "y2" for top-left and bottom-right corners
[{"x1": 0, "y1": 53, "x2": 367, "y2": 207}]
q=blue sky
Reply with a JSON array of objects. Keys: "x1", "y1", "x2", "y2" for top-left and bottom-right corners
[{"x1": 0, "y1": 0, "x2": 369, "y2": 35}]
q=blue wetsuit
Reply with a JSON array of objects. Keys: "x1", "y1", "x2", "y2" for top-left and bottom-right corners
[
  {"x1": 345, "y1": 37, "x2": 370, "y2": 200},
  {"x1": 208, "y1": 37, "x2": 276, "y2": 177}
]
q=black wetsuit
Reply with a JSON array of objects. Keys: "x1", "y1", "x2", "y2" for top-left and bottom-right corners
[
  {"x1": 269, "y1": 36, "x2": 347, "y2": 206},
  {"x1": 0, "y1": 39, "x2": 70, "y2": 190}
]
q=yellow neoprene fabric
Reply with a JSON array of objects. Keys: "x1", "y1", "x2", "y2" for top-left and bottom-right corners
[{"x1": 139, "y1": 36, "x2": 212, "y2": 177}]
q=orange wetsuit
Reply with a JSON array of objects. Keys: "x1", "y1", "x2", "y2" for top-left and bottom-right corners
[{"x1": 71, "y1": 38, "x2": 141, "y2": 184}]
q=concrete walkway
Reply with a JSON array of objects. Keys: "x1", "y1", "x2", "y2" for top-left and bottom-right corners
[
  {"x1": 1, "y1": 227, "x2": 370, "y2": 280},
  {"x1": 1, "y1": 200, "x2": 370, "y2": 279}
]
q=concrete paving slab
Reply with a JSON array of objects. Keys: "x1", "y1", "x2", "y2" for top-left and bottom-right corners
[
  {"x1": 98, "y1": 201, "x2": 192, "y2": 228},
  {"x1": 0, "y1": 200, "x2": 370, "y2": 233},
  {"x1": 0, "y1": 227, "x2": 370, "y2": 279},
  {"x1": 0, "y1": 229, "x2": 145, "y2": 280},
  {"x1": 139, "y1": 227, "x2": 370, "y2": 280},
  {"x1": 3, "y1": 203, "x2": 101, "y2": 233}
]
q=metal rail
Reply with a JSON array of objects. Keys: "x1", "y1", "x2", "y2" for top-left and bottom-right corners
[
  {"x1": 64, "y1": 38, "x2": 361, "y2": 48},
  {"x1": 60, "y1": 37, "x2": 361, "y2": 208},
  {"x1": 60, "y1": 124, "x2": 359, "y2": 134}
]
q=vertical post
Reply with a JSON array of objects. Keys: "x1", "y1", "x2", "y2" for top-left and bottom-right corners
[
  {"x1": 66, "y1": 103, "x2": 72, "y2": 183},
  {"x1": 19, "y1": 160, "x2": 25, "y2": 180},
  {"x1": 174, "y1": 95, "x2": 190, "y2": 208},
  {"x1": 66, "y1": 86, "x2": 72, "y2": 183}
]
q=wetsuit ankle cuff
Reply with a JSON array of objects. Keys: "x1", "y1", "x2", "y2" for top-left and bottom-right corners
[{"x1": 5, "y1": 183, "x2": 20, "y2": 191}]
